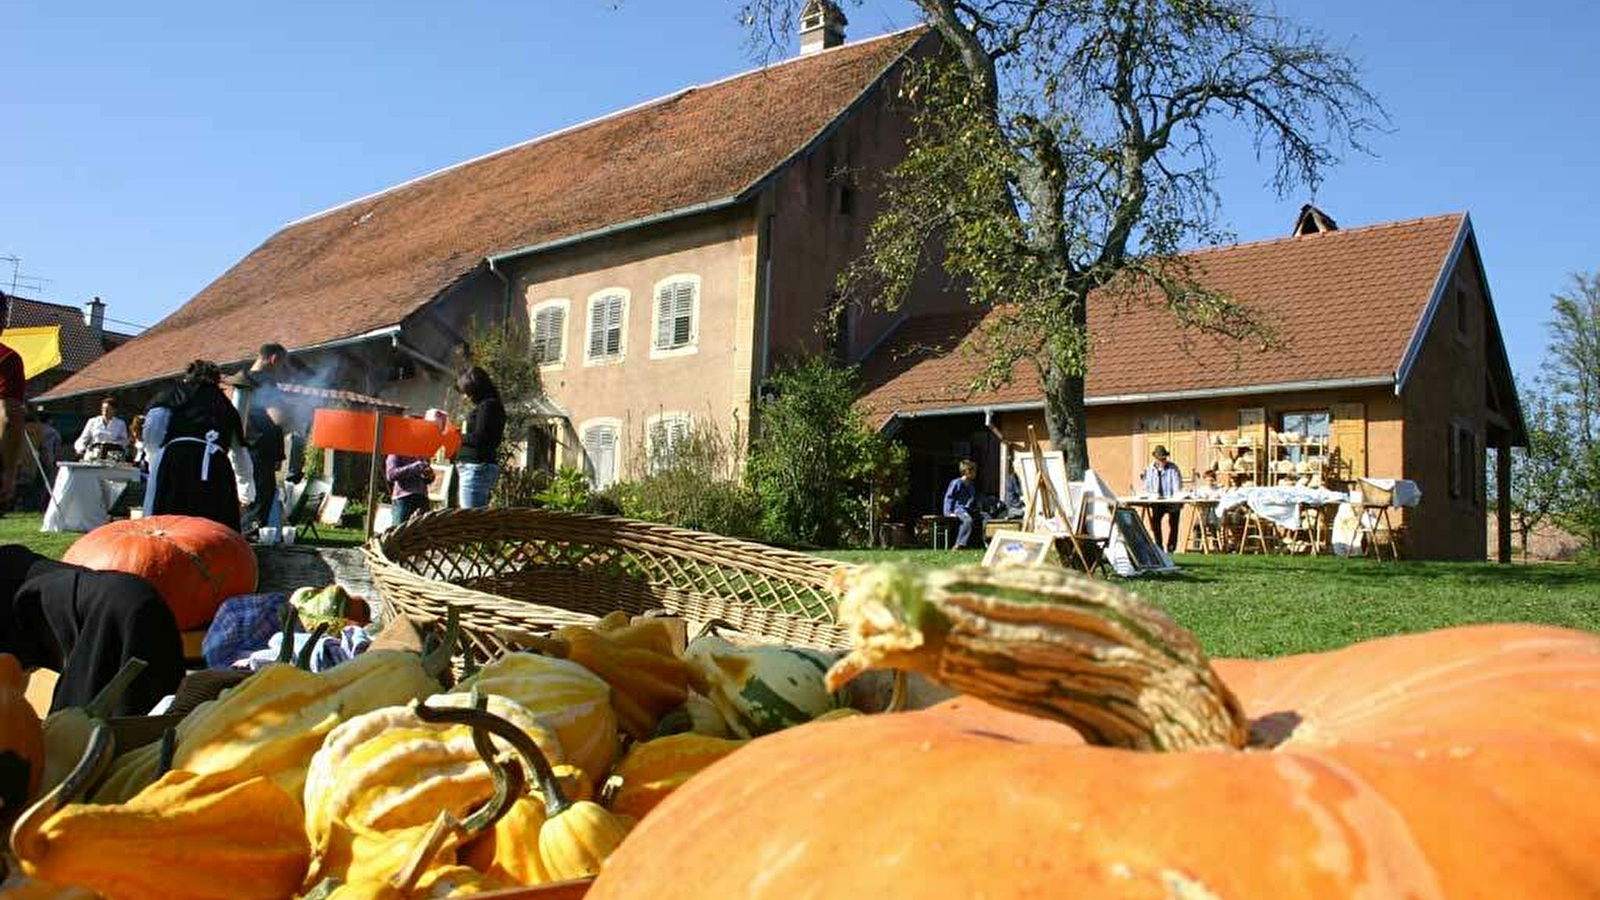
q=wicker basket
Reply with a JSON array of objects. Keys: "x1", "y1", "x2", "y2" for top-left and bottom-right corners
[{"x1": 365, "y1": 508, "x2": 851, "y2": 660}]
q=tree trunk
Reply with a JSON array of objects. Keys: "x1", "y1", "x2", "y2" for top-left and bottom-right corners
[{"x1": 1042, "y1": 362, "x2": 1091, "y2": 479}]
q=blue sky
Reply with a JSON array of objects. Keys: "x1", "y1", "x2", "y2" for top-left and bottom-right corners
[{"x1": 3, "y1": 1, "x2": 1596, "y2": 380}]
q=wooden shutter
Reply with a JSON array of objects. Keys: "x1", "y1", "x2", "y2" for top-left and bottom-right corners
[
  {"x1": 584, "y1": 425, "x2": 617, "y2": 487},
  {"x1": 588, "y1": 301, "x2": 608, "y2": 359},
  {"x1": 655, "y1": 282, "x2": 696, "y2": 350},
  {"x1": 534, "y1": 307, "x2": 564, "y2": 364},
  {"x1": 1168, "y1": 412, "x2": 1200, "y2": 488},
  {"x1": 604, "y1": 297, "x2": 623, "y2": 356},
  {"x1": 1329, "y1": 402, "x2": 1367, "y2": 481},
  {"x1": 655, "y1": 287, "x2": 675, "y2": 349}
]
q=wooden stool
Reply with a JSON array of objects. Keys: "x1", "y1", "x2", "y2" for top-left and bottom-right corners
[
  {"x1": 1355, "y1": 504, "x2": 1400, "y2": 560},
  {"x1": 919, "y1": 514, "x2": 962, "y2": 550},
  {"x1": 1237, "y1": 512, "x2": 1278, "y2": 555}
]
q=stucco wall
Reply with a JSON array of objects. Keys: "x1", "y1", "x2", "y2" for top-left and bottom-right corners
[{"x1": 503, "y1": 207, "x2": 755, "y2": 479}]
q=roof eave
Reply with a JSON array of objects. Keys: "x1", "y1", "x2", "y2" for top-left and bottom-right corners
[
  {"x1": 486, "y1": 196, "x2": 745, "y2": 265},
  {"x1": 1393, "y1": 214, "x2": 1471, "y2": 394},
  {"x1": 36, "y1": 324, "x2": 403, "y2": 403}
]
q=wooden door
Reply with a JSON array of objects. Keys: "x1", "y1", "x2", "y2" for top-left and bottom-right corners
[{"x1": 1330, "y1": 402, "x2": 1367, "y2": 481}]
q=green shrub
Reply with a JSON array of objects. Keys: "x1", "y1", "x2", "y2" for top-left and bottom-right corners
[
  {"x1": 608, "y1": 419, "x2": 763, "y2": 538},
  {"x1": 533, "y1": 467, "x2": 591, "y2": 512},
  {"x1": 746, "y1": 357, "x2": 907, "y2": 548}
]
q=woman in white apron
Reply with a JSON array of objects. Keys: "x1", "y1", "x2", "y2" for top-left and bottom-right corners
[{"x1": 141, "y1": 360, "x2": 255, "y2": 531}]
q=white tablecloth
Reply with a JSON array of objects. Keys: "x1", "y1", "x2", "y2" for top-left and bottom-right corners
[
  {"x1": 40, "y1": 463, "x2": 143, "y2": 532},
  {"x1": 1215, "y1": 486, "x2": 1350, "y2": 529}
]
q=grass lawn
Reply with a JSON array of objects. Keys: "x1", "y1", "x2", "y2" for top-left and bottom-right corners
[
  {"x1": 0, "y1": 511, "x2": 368, "y2": 558},
  {"x1": 823, "y1": 549, "x2": 1600, "y2": 659}
]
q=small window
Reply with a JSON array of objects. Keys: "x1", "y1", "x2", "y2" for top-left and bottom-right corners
[
  {"x1": 585, "y1": 291, "x2": 627, "y2": 363},
  {"x1": 837, "y1": 185, "x2": 854, "y2": 215},
  {"x1": 1450, "y1": 423, "x2": 1477, "y2": 502},
  {"x1": 1456, "y1": 288, "x2": 1470, "y2": 336},
  {"x1": 652, "y1": 276, "x2": 698, "y2": 356},
  {"x1": 530, "y1": 300, "x2": 567, "y2": 366},
  {"x1": 1279, "y1": 410, "x2": 1330, "y2": 462},
  {"x1": 647, "y1": 414, "x2": 692, "y2": 471},
  {"x1": 581, "y1": 421, "x2": 620, "y2": 488}
]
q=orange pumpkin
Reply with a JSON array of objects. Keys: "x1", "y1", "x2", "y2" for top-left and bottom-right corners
[
  {"x1": 1, "y1": 654, "x2": 45, "y2": 819},
  {"x1": 63, "y1": 515, "x2": 257, "y2": 629},
  {"x1": 590, "y1": 565, "x2": 1600, "y2": 900}
]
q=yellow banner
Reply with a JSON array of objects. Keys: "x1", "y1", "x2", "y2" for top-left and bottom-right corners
[{"x1": 0, "y1": 325, "x2": 64, "y2": 379}]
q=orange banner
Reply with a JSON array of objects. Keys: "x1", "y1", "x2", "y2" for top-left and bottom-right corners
[{"x1": 311, "y1": 409, "x2": 462, "y2": 458}]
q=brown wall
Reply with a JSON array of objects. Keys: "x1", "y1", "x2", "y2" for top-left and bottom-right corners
[
  {"x1": 762, "y1": 36, "x2": 965, "y2": 371},
  {"x1": 504, "y1": 206, "x2": 756, "y2": 478},
  {"x1": 996, "y1": 387, "x2": 1403, "y2": 496},
  {"x1": 1400, "y1": 240, "x2": 1490, "y2": 560}
]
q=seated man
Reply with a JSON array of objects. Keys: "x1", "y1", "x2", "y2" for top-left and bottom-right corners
[
  {"x1": 0, "y1": 544, "x2": 184, "y2": 715},
  {"x1": 942, "y1": 458, "x2": 987, "y2": 550}
]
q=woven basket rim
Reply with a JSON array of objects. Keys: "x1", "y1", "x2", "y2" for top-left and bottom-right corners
[{"x1": 362, "y1": 507, "x2": 853, "y2": 648}]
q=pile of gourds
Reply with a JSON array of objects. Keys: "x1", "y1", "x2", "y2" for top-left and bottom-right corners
[{"x1": 1, "y1": 605, "x2": 859, "y2": 899}]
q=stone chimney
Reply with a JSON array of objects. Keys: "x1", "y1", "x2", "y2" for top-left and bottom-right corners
[
  {"x1": 83, "y1": 296, "x2": 105, "y2": 341},
  {"x1": 800, "y1": 0, "x2": 847, "y2": 55}
]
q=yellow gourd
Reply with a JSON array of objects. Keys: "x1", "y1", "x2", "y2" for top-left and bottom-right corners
[
  {"x1": 302, "y1": 693, "x2": 561, "y2": 885},
  {"x1": 11, "y1": 725, "x2": 309, "y2": 900},
  {"x1": 454, "y1": 653, "x2": 617, "y2": 782},
  {"x1": 609, "y1": 733, "x2": 746, "y2": 821},
  {"x1": 415, "y1": 700, "x2": 632, "y2": 882},
  {"x1": 460, "y1": 764, "x2": 591, "y2": 887},
  {"x1": 538, "y1": 616, "x2": 693, "y2": 741}
]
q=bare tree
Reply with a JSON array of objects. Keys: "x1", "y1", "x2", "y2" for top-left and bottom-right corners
[{"x1": 739, "y1": 0, "x2": 1384, "y2": 475}]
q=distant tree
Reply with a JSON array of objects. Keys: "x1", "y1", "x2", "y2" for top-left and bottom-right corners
[
  {"x1": 455, "y1": 319, "x2": 544, "y2": 465},
  {"x1": 1541, "y1": 273, "x2": 1600, "y2": 552},
  {"x1": 737, "y1": 0, "x2": 1383, "y2": 476},
  {"x1": 1492, "y1": 382, "x2": 1570, "y2": 559}
]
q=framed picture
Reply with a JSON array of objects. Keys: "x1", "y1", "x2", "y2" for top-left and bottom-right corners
[{"x1": 982, "y1": 529, "x2": 1055, "y2": 568}]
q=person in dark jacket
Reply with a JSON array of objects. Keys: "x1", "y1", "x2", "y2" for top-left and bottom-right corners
[
  {"x1": 0, "y1": 544, "x2": 184, "y2": 716},
  {"x1": 454, "y1": 366, "x2": 504, "y2": 509},
  {"x1": 142, "y1": 360, "x2": 254, "y2": 530}
]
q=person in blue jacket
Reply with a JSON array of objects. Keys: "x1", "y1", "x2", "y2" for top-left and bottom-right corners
[{"x1": 942, "y1": 458, "x2": 986, "y2": 550}]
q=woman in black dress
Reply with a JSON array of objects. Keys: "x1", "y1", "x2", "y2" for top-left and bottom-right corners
[{"x1": 141, "y1": 360, "x2": 255, "y2": 531}]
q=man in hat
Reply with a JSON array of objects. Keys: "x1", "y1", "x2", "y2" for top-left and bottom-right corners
[{"x1": 1142, "y1": 445, "x2": 1184, "y2": 552}]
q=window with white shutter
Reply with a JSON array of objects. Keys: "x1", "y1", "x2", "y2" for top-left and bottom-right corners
[
  {"x1": 581, "y1": 421, "x2": 621, "y2": 488},
  {"x1": 646, "y1": 413, "x2": 692, "y2": 472},
  {"x1": 584, "y1": 291, "x2": 627, "y2": 364},
  {"x1": 530, "y1": 300, "x2": 567, "y2": 366},
  {"x1": 650, "y1": 276, "x2": 699, "y2": 357}
]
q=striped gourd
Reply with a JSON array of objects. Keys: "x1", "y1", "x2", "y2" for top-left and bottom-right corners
[
  {"x1": 684, "y1": 633, "x2": 848, "y2": 738},
  {"x1": 454, "y1": 654, "x2": 618, "y2": 782},
  {"x1": 171, "y1": 651, "x2": 445, "y2": 800},
  {"x1": 303, "y1": 693, "x2": 564, "y2": 881}
]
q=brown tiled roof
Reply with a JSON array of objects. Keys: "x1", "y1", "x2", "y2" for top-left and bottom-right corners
[
  {"x1": 44, "y1": 29, "x2": 927, "y2": 401},
  {"x1": 858, "y1": 213, "x2": 1468, "y2": 423}
]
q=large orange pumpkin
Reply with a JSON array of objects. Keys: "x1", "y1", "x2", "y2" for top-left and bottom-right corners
[
  {"x1": 63, "y1": 515, "x2": 257, "y2": 629},
  {"x1": 1, "y1": 653, "x2": 45, "y2": 820},
  {"x1": 590, "y1": 565, "x2": 1600, "y2": 900}
]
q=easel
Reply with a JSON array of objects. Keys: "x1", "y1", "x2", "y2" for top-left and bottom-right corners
[{"x1": 1018, "y1": 426, "x2": 1106, "y2": 576}]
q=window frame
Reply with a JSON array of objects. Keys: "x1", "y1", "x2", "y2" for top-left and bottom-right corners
[
  {"x1": 649, "y1": 274, "x2": 700, "y2": 360},
  {"x1": 578, "y1": 417, "x2": 624, "y2": 488},
  {"x1": 1278, "y1": 409, "x2": 1331, "y2": 463},
  {"x1": 529, "y1": 298, "x2": 570, "y2": 369},
  {"x1": 644, "y1": 411, "x2": 693, "y2": 471},
  {"x1": 583, "y1": 289, "x2": 629, "y2": 366},
  {"x1": 1450, "y1": 421, "x2": 1478, "y2": 504}
]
